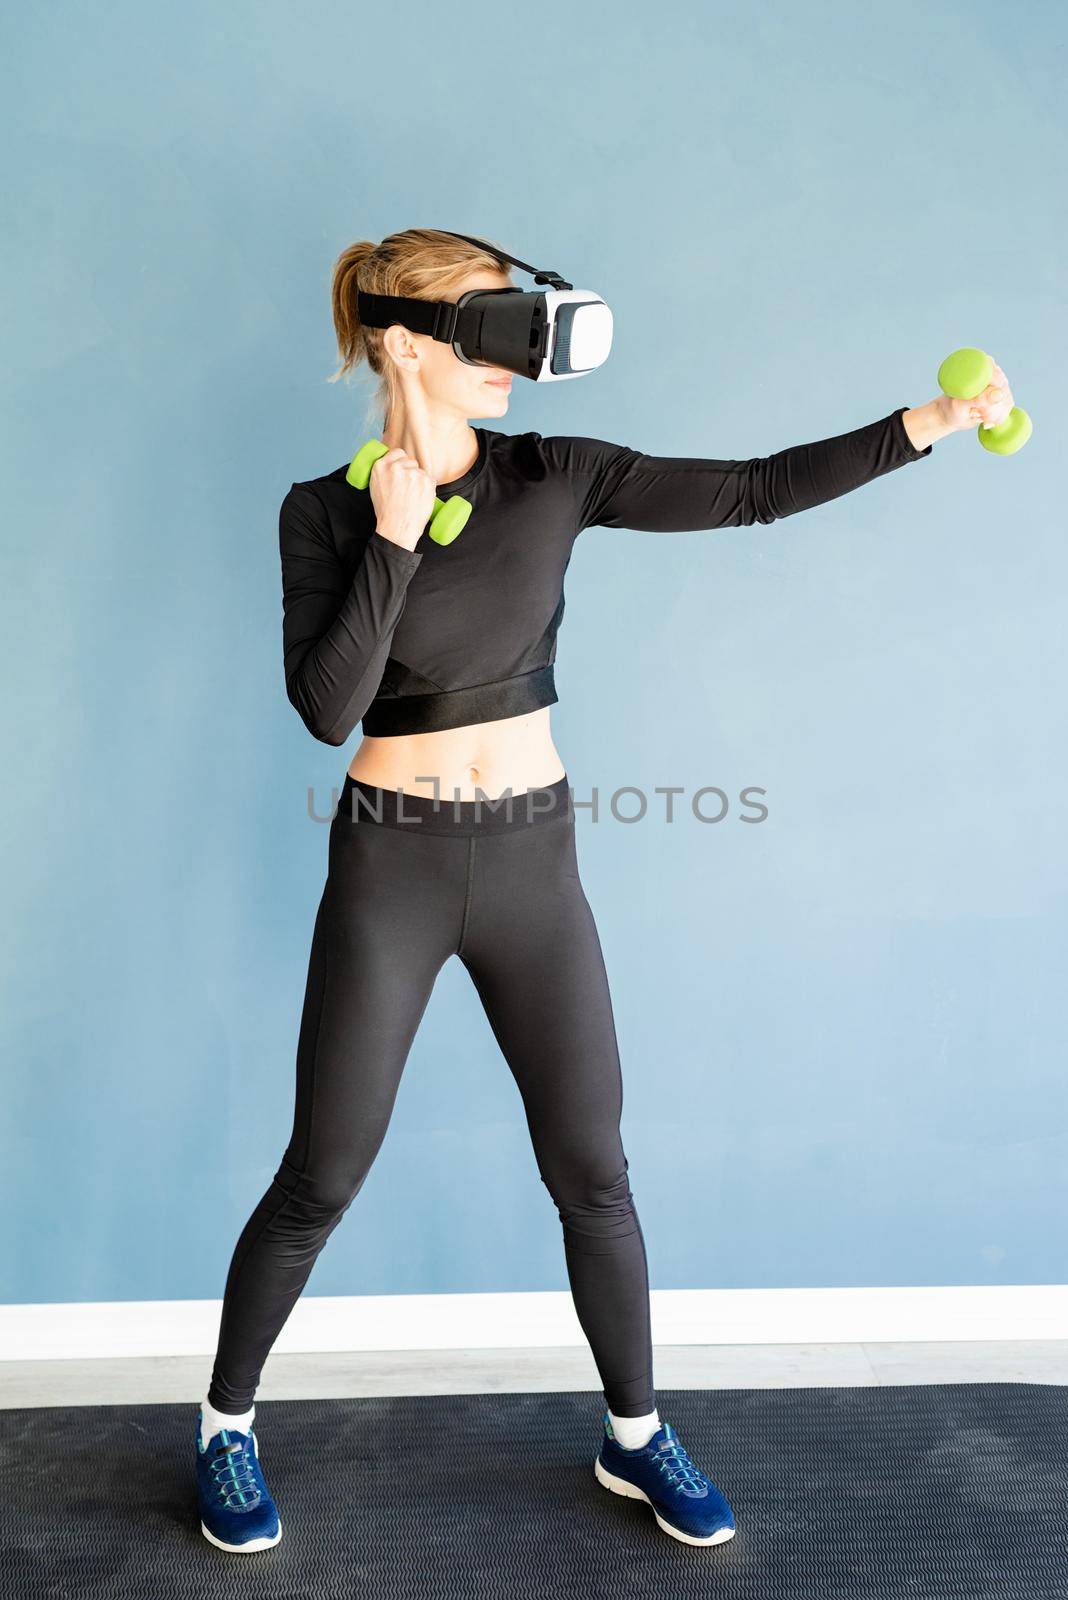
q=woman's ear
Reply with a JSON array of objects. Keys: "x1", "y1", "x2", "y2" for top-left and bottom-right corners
[{"x1": 382, "y1": 322, "x2": 422, "y2": 373}]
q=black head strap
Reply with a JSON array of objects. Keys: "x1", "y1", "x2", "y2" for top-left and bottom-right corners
[
  {"x1": 356, "y1": 229, "x2": 573, "y2": 343},
  {"x1": 356, "y1": 292, "x2": 462, "y2": 342},
  {"x1": 432, "y1": 231, "x2": 573, "y2": 291}
]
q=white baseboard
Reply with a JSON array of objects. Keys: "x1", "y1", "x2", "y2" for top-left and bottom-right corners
[{"x1": 1, "y1": 1285, "x2": 1065, "y2": 1363}]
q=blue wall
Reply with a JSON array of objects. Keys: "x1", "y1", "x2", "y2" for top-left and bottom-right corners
[{"x1": 3, "y1": 0, "x2": 1064, "y2": 1306}]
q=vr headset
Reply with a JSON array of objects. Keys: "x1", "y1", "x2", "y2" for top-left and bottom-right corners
[{"x1": 356, "y1": 230, "x2": 613, "y2": 383}]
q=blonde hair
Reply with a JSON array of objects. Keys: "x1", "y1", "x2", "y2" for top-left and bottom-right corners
[{"x1": 329, "y1": 227, "x2": 511, "y2": 430}]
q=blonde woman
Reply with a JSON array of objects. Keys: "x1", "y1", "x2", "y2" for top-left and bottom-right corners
[{"x1": 194, "y1": 227, "x2": 1012, "y2": 1553}]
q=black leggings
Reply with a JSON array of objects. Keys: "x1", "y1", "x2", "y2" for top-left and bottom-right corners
[{"x1": 208, "y1": 774, "x2": 656, "y2": 1418}]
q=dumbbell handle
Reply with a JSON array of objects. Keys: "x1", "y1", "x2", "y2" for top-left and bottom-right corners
[
  {"x1": 936, "y1": 348, "x2": 1032, "y2": 456},
  {"x1": 345, "y1": 439, "x2": 473, "y2": 547}
]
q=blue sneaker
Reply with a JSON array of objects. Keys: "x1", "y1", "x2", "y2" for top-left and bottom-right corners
[
  {"x1": 594, "y1": 1413, "x2": 736, "y2": 1547},
  {"x1": 195, "y1": 1407, "x2": 282, "y2": 1552}
]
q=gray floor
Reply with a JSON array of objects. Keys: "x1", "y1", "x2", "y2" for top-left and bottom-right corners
[{"x1": 2, "y1": 1341, "x2": 1065, "y2": 1408}]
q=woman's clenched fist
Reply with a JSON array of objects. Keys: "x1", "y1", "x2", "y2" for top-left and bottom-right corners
[{"x1": 369, "y1": 448, "x2": 436, "y2": 550}]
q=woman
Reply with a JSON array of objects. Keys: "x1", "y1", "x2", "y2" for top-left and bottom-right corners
[{"x1": 194, "y1": 227, "x2": 1013, "y2": 1554}]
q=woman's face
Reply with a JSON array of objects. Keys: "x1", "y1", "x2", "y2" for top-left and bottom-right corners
[{"x1": 384, "y1": 268, "x2": 516, "y2": 419}]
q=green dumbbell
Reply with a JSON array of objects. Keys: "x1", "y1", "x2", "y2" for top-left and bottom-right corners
[
  {"x1": 936, "y1": 348, "x2": 1032, "y2": 456},
  {"x1": 345, "y1": 438, "x2": 473, "y2": 546}
]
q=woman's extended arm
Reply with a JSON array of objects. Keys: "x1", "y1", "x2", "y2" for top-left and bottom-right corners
[
  {"x1": 549, "y1": 407, "x2": 933, "y2": 534},
  {"x1": 279, "y1": 484, "x2": 423, "y2": 746}
]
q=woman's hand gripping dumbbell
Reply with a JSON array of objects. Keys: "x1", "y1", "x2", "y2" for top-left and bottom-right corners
[
  {"x1": 346, "y1": 439, "x2": 473, "y2": 548},
  {"x1": 936, "y1": 348, "x2": 1032, "y2": 455}
]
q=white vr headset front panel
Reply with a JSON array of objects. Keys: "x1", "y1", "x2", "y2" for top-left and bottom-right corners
[{"x1": 543, "y1": 291, "x2": 614, "y2": 381}]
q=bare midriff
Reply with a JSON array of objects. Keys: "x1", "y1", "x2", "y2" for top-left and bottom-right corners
[{"x1": 347, "y1": 705, "x2": 566, "y2": 802}]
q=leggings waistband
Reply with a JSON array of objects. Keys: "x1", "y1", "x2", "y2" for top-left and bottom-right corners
[{"x1": 336, "y1": 774, "x2": 573, "y2": 835}]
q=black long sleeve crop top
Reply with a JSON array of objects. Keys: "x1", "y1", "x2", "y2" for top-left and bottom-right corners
[{"x1": 279, "y1": 407, "x2": 932, "y2": 745}]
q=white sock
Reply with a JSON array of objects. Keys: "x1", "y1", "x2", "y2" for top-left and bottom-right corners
[
  {"x1": 200, "y1": 1396, "x2": 255, "y2": 1450},
  {"x1": 608, "y1": 1407, "x2": 661, "y2": 1450}
]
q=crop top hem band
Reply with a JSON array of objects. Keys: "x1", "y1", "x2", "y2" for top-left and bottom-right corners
[{"x1": 361, "y1": 663, "x2": 558, "y2": 737}]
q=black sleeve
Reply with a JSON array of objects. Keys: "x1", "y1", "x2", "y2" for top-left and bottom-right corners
[
  {"x1": 550, "y1": 407, "x2": 932, "y2": 533},
  {"x1": 279, "y1": 484, "x2": 423, "y2": 746}
]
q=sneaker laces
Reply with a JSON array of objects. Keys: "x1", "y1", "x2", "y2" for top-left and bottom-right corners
[
  {"x1": 208, "y1": 1430, "x2": 262, "y2": 1510},
  {"x1": 653, "y1": 1436, "x2": 707, "y2": 1492}
]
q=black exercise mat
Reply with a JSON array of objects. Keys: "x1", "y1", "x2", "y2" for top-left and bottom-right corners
[{"x1": 1, "y1": 1384, "x2": 1065, "y2": 1599}]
